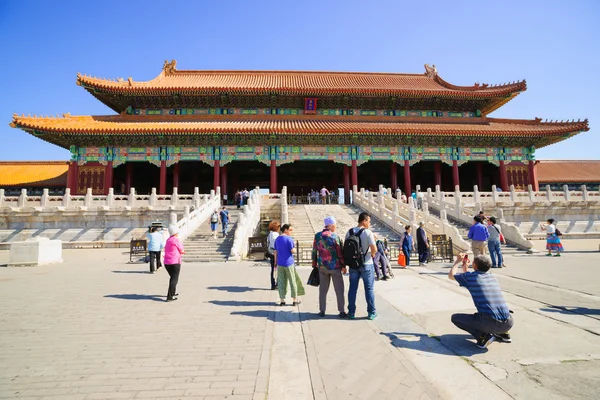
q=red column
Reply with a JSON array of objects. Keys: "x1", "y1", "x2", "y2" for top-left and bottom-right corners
[
  {"x1": 159, "y1": 161, "x2": 167, "y2": 194},
  {"x1": 528, "y1": 160, "x2": 539, "y2": 191},
  {"x1": 475, "y1": 162, "x2": 483, "y2": 190},
  {"x1": 67, "y1": 161, "x2": 78, "y2": 193},
  {"x1": 404, "y1": 159, "x2": 411, "y2": 196},
  {"x1": 499, "y1": 160, "x2": 508, "y2": 191},
  {"x1": 390, "y1": 162, "x2": 398, "y2": 192},
  {"x1": 343, "y1": 165, "x2": 350, "y2": 204},
  {"x1": 270, "y1": 160, "x2": 277, "y2": 193},
  {"x1": 213, "y1": 160, "x2": 220, "y2": 192},
  {"x1": 434, "y1": 161, "x2": 442, "y2": 189},
  {"x1": 351, "y1": 160, "x2": 358, "y2": 190},
  {"x1": 452, "y1": 160, "x2": 460, "y2": 190},
  {"x1": 220, "y1": 164, "x2": 228, "y2": 198},
  {"x1": 125, "y1": 163, "x2": 132, "y2": 193},
  {"x1": 104, "y1": 161, "x2": 114, "y2": 195},
  {"x1": 173, "y1": 163, "x2": 180, "y2": 191}
]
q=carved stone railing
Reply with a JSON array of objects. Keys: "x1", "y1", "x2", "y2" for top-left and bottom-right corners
[
  {"x1": 425, "y1": 188, "x2": 535, "y2": 252},
  {"x1": 171, "y1": 188, "x2": 221, "y2": 242},
  {"x1": 431, "y1": 184, "x2": 600, "y2": 208},
  {"x1": 0, "y1": 187, "x2": 208, "y2": 212},
  {"x1": 229, "y1": 187, "x2": 262, "y2": 261},
  {"x1": 353, "y1": 186, "x2": 470, "y2": 253},
  {"x1": 280, "y1": 186, "x2": 289, "y2": 224}
]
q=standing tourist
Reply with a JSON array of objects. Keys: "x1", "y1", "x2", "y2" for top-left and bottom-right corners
[
  {"x1": 146, "y1": 226, "x2": 165, "y2": 274},
  {"x1": 209, "y1": 209, "x2": 219, "y2": 239},
  {"x1": 219, "y1": 206, "x2": 229, "y2": 238},
  {"x1": 468, "y1": 215, "x2": 489, "y2": 256},
  {"x1": 312, "y1": 216, "x2": 347, "y2": 318},
  {"x1": 542, "y1": 218, "x2": 564, "y2": 257},
  {"x1": 416, "y1": 221, "x2": 430, "y2": 266},
  {"x1": 164, "y1": 225, "x2": 185, "y2": 302},
  {"x1": 487, "y1": 217, "x2": 505, "y2": 268},
  {"x1": 242, "y1": 188, "x2": 250, "y2": 205},
  {"x1": 266, "y1": 220, "x2": 280, "y2": 290},
  {"x1": 235, "y1": 190, "x2": 242, "y2": 209},
  {"x1": 274, "y1": 224, "x2": 302, "y2": 306},
  {"x1": 448, "y1": 254, "x2": 513, "y2": 349},
  {"x1": 400, "y1": 225, "x2": 416, "y2": 267},
  {"x1": 373, "y1": 236, "x2": 392, "y2": 280},
  {"x1": 320, "y1": 186, "x2": 330, "y2": 205},
  {"x1": 344, "y1": 212, "x2": 377, "y2": 320}
]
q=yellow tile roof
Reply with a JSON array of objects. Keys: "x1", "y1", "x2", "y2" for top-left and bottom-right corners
[{"x1": 0, "y1": 161, "x2": 68, "y2": 187}]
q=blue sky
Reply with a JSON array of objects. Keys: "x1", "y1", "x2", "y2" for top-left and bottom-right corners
[{"x1": 1, "y1": 0, "x2": 598, "y2": 161}]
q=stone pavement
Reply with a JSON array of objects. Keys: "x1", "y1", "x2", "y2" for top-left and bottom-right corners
[
  {"x1": 0, "y1": 249, "x2": 440, "y2": 400},
  {"x1": 1, "y1": 244, "x2": 599, "y2": 399}
]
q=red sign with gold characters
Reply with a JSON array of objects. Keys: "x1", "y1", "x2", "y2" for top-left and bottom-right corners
[{"x1": 304, "y1": 98, "x2": 317, "y2": 115}]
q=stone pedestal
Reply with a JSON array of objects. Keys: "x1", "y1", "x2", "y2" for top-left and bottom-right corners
[{"x1": 8, "y1": 237, "x2": 63, "y2": 267}]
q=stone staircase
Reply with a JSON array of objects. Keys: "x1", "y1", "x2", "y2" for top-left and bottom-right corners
[{"x1": 182, "y1": 206, "x2": 240, "y2": 262}]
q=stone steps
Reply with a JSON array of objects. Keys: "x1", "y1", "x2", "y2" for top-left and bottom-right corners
[{"x1": 182, "y1": 206, "x2": 239, "y2": 262}]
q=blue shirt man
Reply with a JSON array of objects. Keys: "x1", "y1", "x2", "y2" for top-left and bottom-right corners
[
  {"x1": 468, "y1": 216, "x2": 489, "y2": 256},
  {"x1": 448, "y1": 254, "x2": 514, "y2": 349},
  {"x1": 219, "y1": 207, "x2": 230, "y2": 237}
]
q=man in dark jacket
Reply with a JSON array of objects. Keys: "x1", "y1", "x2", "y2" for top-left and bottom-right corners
[{"x1": 417, "y1": 221, "x2": 429, "y2": 265}]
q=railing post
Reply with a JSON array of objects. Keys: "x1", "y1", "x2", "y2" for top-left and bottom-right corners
[
  {"x1": 440, "y1": 210, "x2": 448, "y2": 235},
  {"x1": 84, "y1": 188, "x2": 93, "y2": 208},
  {"x1": 582, "y1": 185, "x2": 589, "y2": 202},
  {"x1": 106, "y1": 188, "x2": 114, "y2": 208},
  {"x1": 546, "y1": 184, "x2": 552, "y2": 202},
  {"x1": 216, "y1": 186, "x2": 221, "y2": 196},
  {"x1": 423, "y1": 201, "x2": 429, "y2": 215},
  {"x1": 171, "y1": 187, "x2": 179, "y2": 206},
  {"x1": 509, "y1": 185, "x2": 516, "y2": 202},
  {"x1": 496, "y1": 208, "x2": 505, "y2": 223},
  {"x1": 528, "y1": 184, "x2": 535, "y2": 202},
  {"x1": 150, "y1": 188, "x2": 157, "y2": 207},
  {"x1": 491, "y1": 185, "x2": 498, "y2": 204},
  {"x1": 128, "y1": 188, "x2": 136, "y2": 207},
  {"x1": 193, "y1": 187, "x2": 200, "y2": 208},
  {"x1": 62, "y1": 188, "x2": 71, "y2": 207},
  {"x1": 18, "y1": 189, "x2": 27, "y2": 208},
  {"x1": 435, "y1": 184, "x2": 441, "y2": 200},
  {"x1": 473, "y1": 185, "x2": 479, "y2": 203},
  {"x1": 41, "y1": 189, "x2": 49, "y2": 207},
  {"x1": 169, "y1": 212, "x2": 177, "y2": 226},
  {"x1": 563, "y1": 184, "x2": 571, "y2": 202},
  {"x1": 0, "y1": 189, "x2": 4, "y2": 208},
  {"x1": 210, "y1": 189, "x2": 215, "y2": 200}
]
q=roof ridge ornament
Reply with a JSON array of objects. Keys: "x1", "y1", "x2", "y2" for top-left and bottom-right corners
[
  {"x1": 163, "y1": 59, "x2": 177, "y2": 75},
  {"x1": 424, "y1": 64, "x2": 438, "y2": 78}
]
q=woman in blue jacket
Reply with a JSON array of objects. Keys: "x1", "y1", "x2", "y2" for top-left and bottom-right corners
[{"x1": 400, "y1": 225, "x2": 416, "y2": 266}]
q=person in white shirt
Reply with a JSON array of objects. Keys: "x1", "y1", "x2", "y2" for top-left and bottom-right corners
[
  {"x1": 541, "y1": 218, "x2": 564, "y2": 257},
  {"x1": 320, "y1": 186, "x2": 330, "y2": 204}
]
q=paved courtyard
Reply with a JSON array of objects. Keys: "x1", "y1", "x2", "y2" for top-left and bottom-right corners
[{"x1": 0, "y1": 242, "x2": 599, "y2": 400}]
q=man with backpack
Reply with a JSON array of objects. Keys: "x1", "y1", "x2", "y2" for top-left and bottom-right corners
[
  {"x1": 343, "y1": 212, "x2": 377, "y2": 320},
  {"x1": 219, "y1": 207, "x2": 229, "y2": 238}
]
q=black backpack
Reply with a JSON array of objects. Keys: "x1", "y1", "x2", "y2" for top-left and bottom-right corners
[{"x1": 343, "y1": 228, "x2": 366, "y2": 269}]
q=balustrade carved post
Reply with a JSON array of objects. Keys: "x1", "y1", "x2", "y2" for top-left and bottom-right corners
[
  {"x1": 491, "y1": 185, "x2": 498, "y2": 205},
  {"x1": 435, "y1": 185, "x2": 441, "y2": 200},
  {"x1": 193, "y1": 187, "x2": 200, "y2": 208},
  {"x1": 427, "y1": 188, "x2": 432, "y2": 200},
  {"x1": 62, "y1": 188, "x2": 71, "y2": 207},
  {"x1": 563, "y1": 185, "x2": 571, "y2": 202},
  {"x1": 150, "y1": 188, "x2": 157, "y2": 207},
  {"x1": 392, "y1": 201, "x2": 399, "y2": 227},
  {"x1": 210, "y1": 189, "x2": 215, "y2": 200},
  {"x1": 171, "y1": 187, "x2": 179, "y2": 206},
  {"x1": 509, "y1": 185, "x2": 516, "y2": 202},
  {"x1": 440, "y1": 209, "x2": 448, "y2": 235},
  {"x1": 496, "y1": 208, "x2": 505, "y2": 223},
  {"x1": 409, "y1": 209, "x2": 416, "y2": 227},
  {"x1": 169, "y1": 212, "x2": 177, "y2": 226},
  {"x1": 582, "y1": 185, "x2": 589, "y2": 202},
  {"x1": 454, "y1": 195, "x2": 461, "y2": 218},
  {"x1": 106, "y1": 188, "x2": 114, "y2": 207},
  {"x1": 17, "y1": 189, "x2": 27, "y2": 208},
  {"x1": 474, "y1": 185, "x2": 479, "y2": 203},
  {"x1": 416, "y1": 184, "x2": 421, "y2": 193},
  {"x1": 528, "y1": 185, "x2": 535, "y2": 202},
  {"x1": 128, "y1": 188, "x2": 136, "y2": 207},
  {"x1": 423, "y1": 201, "x2": 429, "y2": 215},
  {"x1": 84, "y1": 188, "x2": 93, "y2": 208},
  {"x1": 41, "y1": 189, "x2": 49, "y2": 207},
  {"x1": 546, "y1": 185, "x2": 552, "y2": 202},
  {"x1": 0, "y1": 189, "x2": 4, "y2": 207}
]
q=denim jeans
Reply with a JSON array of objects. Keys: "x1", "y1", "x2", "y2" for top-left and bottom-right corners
[
  {"x1": 348, "y1": 262, "x2": 376, "y2": 315},
  {"x1": 222, "y1": 221, "x2": 229, "y2": 236},
  {"x1": 488, "y1": 240, "x2": 503, "y2": 267}
]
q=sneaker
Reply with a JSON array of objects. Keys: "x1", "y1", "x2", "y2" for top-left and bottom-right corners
[
  {"x1": 476, "y1": 333, "x2": 495, "y2": 349},
  {"x1": 546, "y1": 253, "x2": 553, "y2": 257},
  {"x1": 419, "y1": 262, "x2": 425, "y2": 266},
  {"x1": 368, "y1": 313, "x2": 377, "y2": 320},
  {"x1": 338, "y1": 312, "x2": 347, "y2": 318},
  {"x1": 491, "y1": 265, "x2": 498, "y2": 268},
  {"x1": 279, "y1": 301, "x2": 286, "y2": 307},
  {"x1": 348, "y1": 314, "x2": 355, "y2": 320},
  {"x1": 166, "y1": 297, "x2": 178, "y2": 302},
  {"x1": 554, "y1": 254, "x2": 561, "y2": 257},
  {"x1": 494, "y1": 333, "x2": 512, "y2": 343},
  {"x1": 318, "y1": 311, "x2": 325, "y2": 317}
]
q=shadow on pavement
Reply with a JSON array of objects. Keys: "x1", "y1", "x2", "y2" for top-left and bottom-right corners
[
  {"x1": 381, "y1": 332, "x2": 491, "y2": 356},
  {"x1": 112, "y1": 270, "x2": 150, "y2": 274},
  {"x1": 104, "y1": 294, "x2": 165, "y2": 302},
  {"x1": 231, "y1": 309, "x2": 322, "y2": 322},
  {"x1": 207, "y1": 286, "x2": 270, "y2": 292},
  {"x1": 209, "y1": 300, "x2": 276, "y2": 307},
  {"x1": 541, "y1": 306, "x2": 600, "y2": 316}
]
